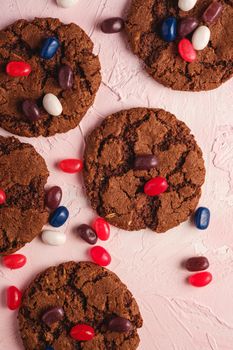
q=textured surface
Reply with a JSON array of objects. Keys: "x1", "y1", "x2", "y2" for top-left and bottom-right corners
[
  {"x1": 0, "y1": 17, "x2": 101, "y2": 137},
  {"x1": 126, "y1": 0, "x2": 233, "y2": 91},
  {"x1": 84, "y1": 108, "x2": 205, "y2": 232},
  {"x1": 18, "y1": 261, "x2": 143, "y2": 350}
]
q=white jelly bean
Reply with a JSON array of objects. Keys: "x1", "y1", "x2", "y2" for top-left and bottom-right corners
[
  {"x1": 57, "y1": 0, "x2": 79, "y2": 8},
  {"x1": 43, "y1": 93, "x2": 63, "y2": 117},
  {"x1": 192, "y1": 25, "x2": 210, "y2": 51},
  {"x1": 178, "y1": 0, "x2": 197, "y2": 12},
  {"x1": 41, "y1": 230, "x2": 66, "y2": 246}
]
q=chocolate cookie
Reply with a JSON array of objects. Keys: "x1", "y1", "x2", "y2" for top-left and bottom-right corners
[
  {"x1": 0, "y1": 136, "x2": 48, "y2": 254},
  {"x1": 18, "y1": 261, "x2": 143, "y2": 350},
  {"x1": 0, "y1": 17, "x2": 101, "y2": 137},
  {"x1": 126, "y1": 0, "x2": 233, "y2": 91},
  {"x1": 83, "y1": 108, "x2": 205, "y2": 232}
]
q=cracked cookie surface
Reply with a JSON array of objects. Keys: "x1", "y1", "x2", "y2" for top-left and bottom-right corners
[
  {"x1": 0, "y1": 17, "x2": 101, "y2": 137},
  {"x1": 126, "y1": 0, "x2": 233, "y2": 91},
  {"x1": 83, "y1": 108, "x2": 205, "y2": 232},
  {"x1": 0, "y1": 136, "x2": 48, "y2": 255},
  {"x1": 18, "y1": 261, "x2": 143, "y2": 350}
]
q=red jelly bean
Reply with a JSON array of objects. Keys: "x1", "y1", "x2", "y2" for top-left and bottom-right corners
[
  {"x1": 7, "y1": 286, "x2": 22, "y2": 310},
  {"x1": 59, "y1": 159, "x2": 83, "y2": 173},
  {"x1": 90, "y1": 246, "x2": 111, "y2": 266},
  {"x1": 92, "y1": 218, "x2": 110, "y2": 241},
  {"x1": 70, "y1": 324, "x2": 95, "y2": 341},
  {"x1": 3, "y1": 254, "x2": 27, "y2": 269},
  {"x1": 144, "y1": 177, "x2": 168, "y2": 196},
  {"x1": 188, "y1": 271, "x2": 212, "y2": 287},
  {"x1": 0, "y1": 189, "x2": 6, "y2": 204},
  {"x1": 6, "y1": 61, "x2": 31, "y2": 77},
  {"x1": 178, "y1": 38, "x2": 196, "y2": 63}
]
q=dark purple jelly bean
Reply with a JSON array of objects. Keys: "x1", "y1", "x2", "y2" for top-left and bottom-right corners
[
  {"x1": 22, "y1": 100, "x2": 41, "y2": 121},
  {"x1": 42, "y1": 307, "x2": 64, "y2": 326},
  {"x1": 134, "y1": 155, "x2": 158, "y2": 170},
  {"x1": 58, "y1": 65, "x2": 74, "y2": 90},
  {"x1": 77, "y1": 224, "x2": 98, "y2": 245},
  {"x1": 101, "y1": 17, "x2": 125, "y2": 33},
  {"x1": 108, "y1": 317, "x2": 133, "y2": 333},
  {"x1": 178, "y1": 17, "x2": 199, "y2": 38},
  {"x1": 203, "y1": 2, "x2": 223, "y2": 24},
  {"x1": 186, "y1": 256, "x2": 209, "y2": 272},
  {"x1": 45, "y1": 186, "x2": 62, "y2": 210}
]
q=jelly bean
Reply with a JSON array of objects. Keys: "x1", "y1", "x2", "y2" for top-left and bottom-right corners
[
  {"x1": 59, "y1": 65, "x2": 74, "y2": 90},
  {"x1": 178, "y1": 17, "x2": 199, "y2": 37},
  {"x1": 40, "y1": 37, "x2": 60, "y2": 59},
  {"x1": 41, "y1": 230, "x2": 66, "y2": 245},
  {"x1": 57, "y1": 0, "x2": 79, "y2": 8},
  {"x1": 6, "y1": 61, "x2": 31, "y2": 77},
  {"x1": 59, "y1": 159, "x2": 83, "y2": 173},
  {"x1": 188, "y1": 271, "x2": 212, "y2": 287},
  {"x1": 134, "y1": 154, "x2": 158, "y2": 170},
  {"x1": 194, "y1": 207, "x2": 210, "y2": 230},
  {"x1": 46, "y1": 347, "x2": 54, "y2": 350},
  {"x1": 90, "y1": 246, "x2": 111, "y2": 266},
  {"x1": 42, "y1": 307, "x2": 64, "y2": 326},
  {"x1": 43, "y1": 93, "x2": 63, "y2": 117},
  {"x1": 178, "y1": 0, "x2": 197, "y2": 12},
  {"x1": 108, "y1": 317, "x2": 133, "y2": 333},
  {"x1": 92, "y1": 218, "x2": 110, "y2": 241},
  {"x1": 49, "y1": 206, "x2": 69, "y2": 228},
  {"x1": 7, "y1": 286, "x2": 22, "y2": 310},
  {"x1": 70, "y1": 324, "x2": 95, "y2": 341},
  {"x1": 22, "y1": 100, "x2": 41, "y2": 121},
  {"x1": 2, "y1": 254, "x2": 27, "y2": 269},
  {"x1": 77, "y1": 224, "x2": 98, "y2": 245},
  {"x1": 186, "y1": 256, "x2": 209, "y2": 272},
  {"x1": 101, "y1": 18, "x2": 125, "y2": 33},
  {"x1": 192, "y1": 25, "x2": 210, "y2": 51},
  {"x1": 161, "y1": 17, "x2": 177, "y2": 42},
  {"x1": 178, "y1": 38, "x2": 196, "y2": 62},
  {"x1": 0, "y1": 189, "x2": 6, "y2": 204},
  {"x1": 203, "y1": 2, "x2": 222, "y2": 24},
  {"x1": 144, "y1": 177, "x2": 168, "y2": 196},
  {"x1": 45, "y1": 186, "x2": 62, "y2": 210}
]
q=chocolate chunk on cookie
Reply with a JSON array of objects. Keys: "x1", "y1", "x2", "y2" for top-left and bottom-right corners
[
  {"x1": 0, "y1": 136, "x2": 48, "y2": 254},
  {"x1": 0, "y1": 17, "x2": 101, "y2": 137},
  {"x1": 83, "y1": 108, "x2": 205, "y2": 232},
  {"x1": 18, "y1": 261, "x2": 143, "y2": 350},
  {"x1": 126, "y1": 0, "x2": 233, "y2": 91}
]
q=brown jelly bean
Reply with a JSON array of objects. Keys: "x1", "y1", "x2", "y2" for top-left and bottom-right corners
[
  {"x1": 77, "y1": 224, "x2": 98, "y2": 245},
  {"x1": 134, "y1": 155, "x2": 158, "y2": 170},
  {"x1": 59, "y1": 65, "x2": 74, "y2": 90},
  {"x1": 45, "y1": 186, "x2": 62, "y2": 210},
  {"x1": 108, "y1": 317, "x2": 133, "y2": 333},
  {"x1": 178, "y1": 17, "x2": 199, "y2": 38},
  {"x1": 203, "y1": 2, "x2": 223, "y2": 24},
  {"x1": 101, "y1": 17, "x2": 125, "y2": 33},
  {"x1": 42, "y1": 307, "x2": 64, "y2": 326},
  {"x1": 185, "y1": 256, "x2": 209, "y2": 272},
  {"x1": 22, "y1": 100, "x2": 41, "y2": 121}
]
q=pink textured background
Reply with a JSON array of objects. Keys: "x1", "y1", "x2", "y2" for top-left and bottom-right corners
[{"x1": 0, "y1": 0, "x2": 233, "y2": 349}]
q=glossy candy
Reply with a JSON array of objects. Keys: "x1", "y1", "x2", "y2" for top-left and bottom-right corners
[
  {"x1": 45, "y1": 347, "x2": 54, "y2": 350},
  {"x1": 186, "y1": 256, "x2": 209, "y2": 272},
  {"x1": 188, "y1": 271, "x2": 212, "y2": 287},
  {"x1": 42, "y1": 307, "x2": 64, "y2": 326},
  {"x1": 161, "y1": 17, "x2": 177, "y2": 42},
  {"x1": 108, "y1": 317, "x2": 133, "y2": 333},
  {"x1": 59, "y1": 159, "x2": 83, "y2": 173},
  {"x1": 43, "y1": 93, "x2": 63, "y2": 117},
  {"x1": 178, "y1": 17, "x2": 199, "y2": 37},
  {"x1": 90, "y1": 246, "x2": 111, "y2": 266},
  {"x1": 57, "y1": 0, "x2": 79, "y2": 7},
  {"x1": 49, "y1": 206, "x2": 69, "y2": 227},
  {"x1": 40, "y1": 37, "x2": 60, "y2": 59},
  {"x1": 92, "y1": 218, "x2": 110, "y2": 241},
  {"x1": 22, "y1": 100, "x2": 41, "y2": 121},
  {"x1": 178, "y1": 0, "x2": 197, "y2": 12},
  {"x1": 41, "y1": 230, "x2": 66, "y2": 246},
  {"x1": 194, "y1": 207, "x2": 210, "y2": 230},
  {"x1": 203, "y1": 2, "x2": 222, "y2": 24},
  {"x1": 134, "y1": 154, "x2": 158, "y2": 170},
  {"x1": 192, "y1": 25, "x2": 210, "y2": 51},
  {"x1": 0, "y1": 189, "x2": 6, "y2": 204},
  {"x1": 178, "y1": 38, "x2": 196, "y2": 62},
  {"x1": 101, "y1": 17, "x2": 125, "y2": 33},
  {"x1": 6, "y1": 61, "x2": 31, "y2": 77},
  {"x1": 70, "y1": 324, "x2": 95, "y2": 341},
  {"x1": 7, "y1": 286, "x2": 22, "y2": 310},
  {"x1": 59, "y1": 65, "x2": 74, "y2": 90},
  {"x1": 77, "y1": 224, "x2": 98, "y2": 245},
  {"x1": 3, "y1": 254, "x2": 27, "y2": 269},
  {"x1": 144, "y1": 177, "x2": 168, "y2": 196},
  {"x1": 45, "y1": 186, "x2": 62, "y2": 210}
]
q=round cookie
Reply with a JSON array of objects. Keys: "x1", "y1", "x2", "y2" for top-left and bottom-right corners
[
  {"x1": 126, "y1": 0, "x2": 233, "y2": 91},
  {"x1": 0, "y1": 136, "x2": 48, "y2": 255},
  {"x1": 83, "y1": 108, "x2": 205, "y2": 232},
  {"x1": 18, "y1": 261, "x2": 143, "y2": 350},
  {"x1": 0, "y1": 17, "x2": 101, "y2": 137}
]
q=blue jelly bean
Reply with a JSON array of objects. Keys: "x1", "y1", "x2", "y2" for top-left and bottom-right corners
[
  {"x1": 49, "y1": 206, "x2": 69, "y2": 227},
  {"x1": 194, "y1": 207, "x2": 210, "y2": 230},
  {"x1": 40, "y1": 37, "x2": 60, "y2": 59},
  {"x1": 46, "y1": 347, "x2": 54, "y2": 350},
  {"x1": 161, "y1": 17, "x2": 177, "y2": 42}
]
